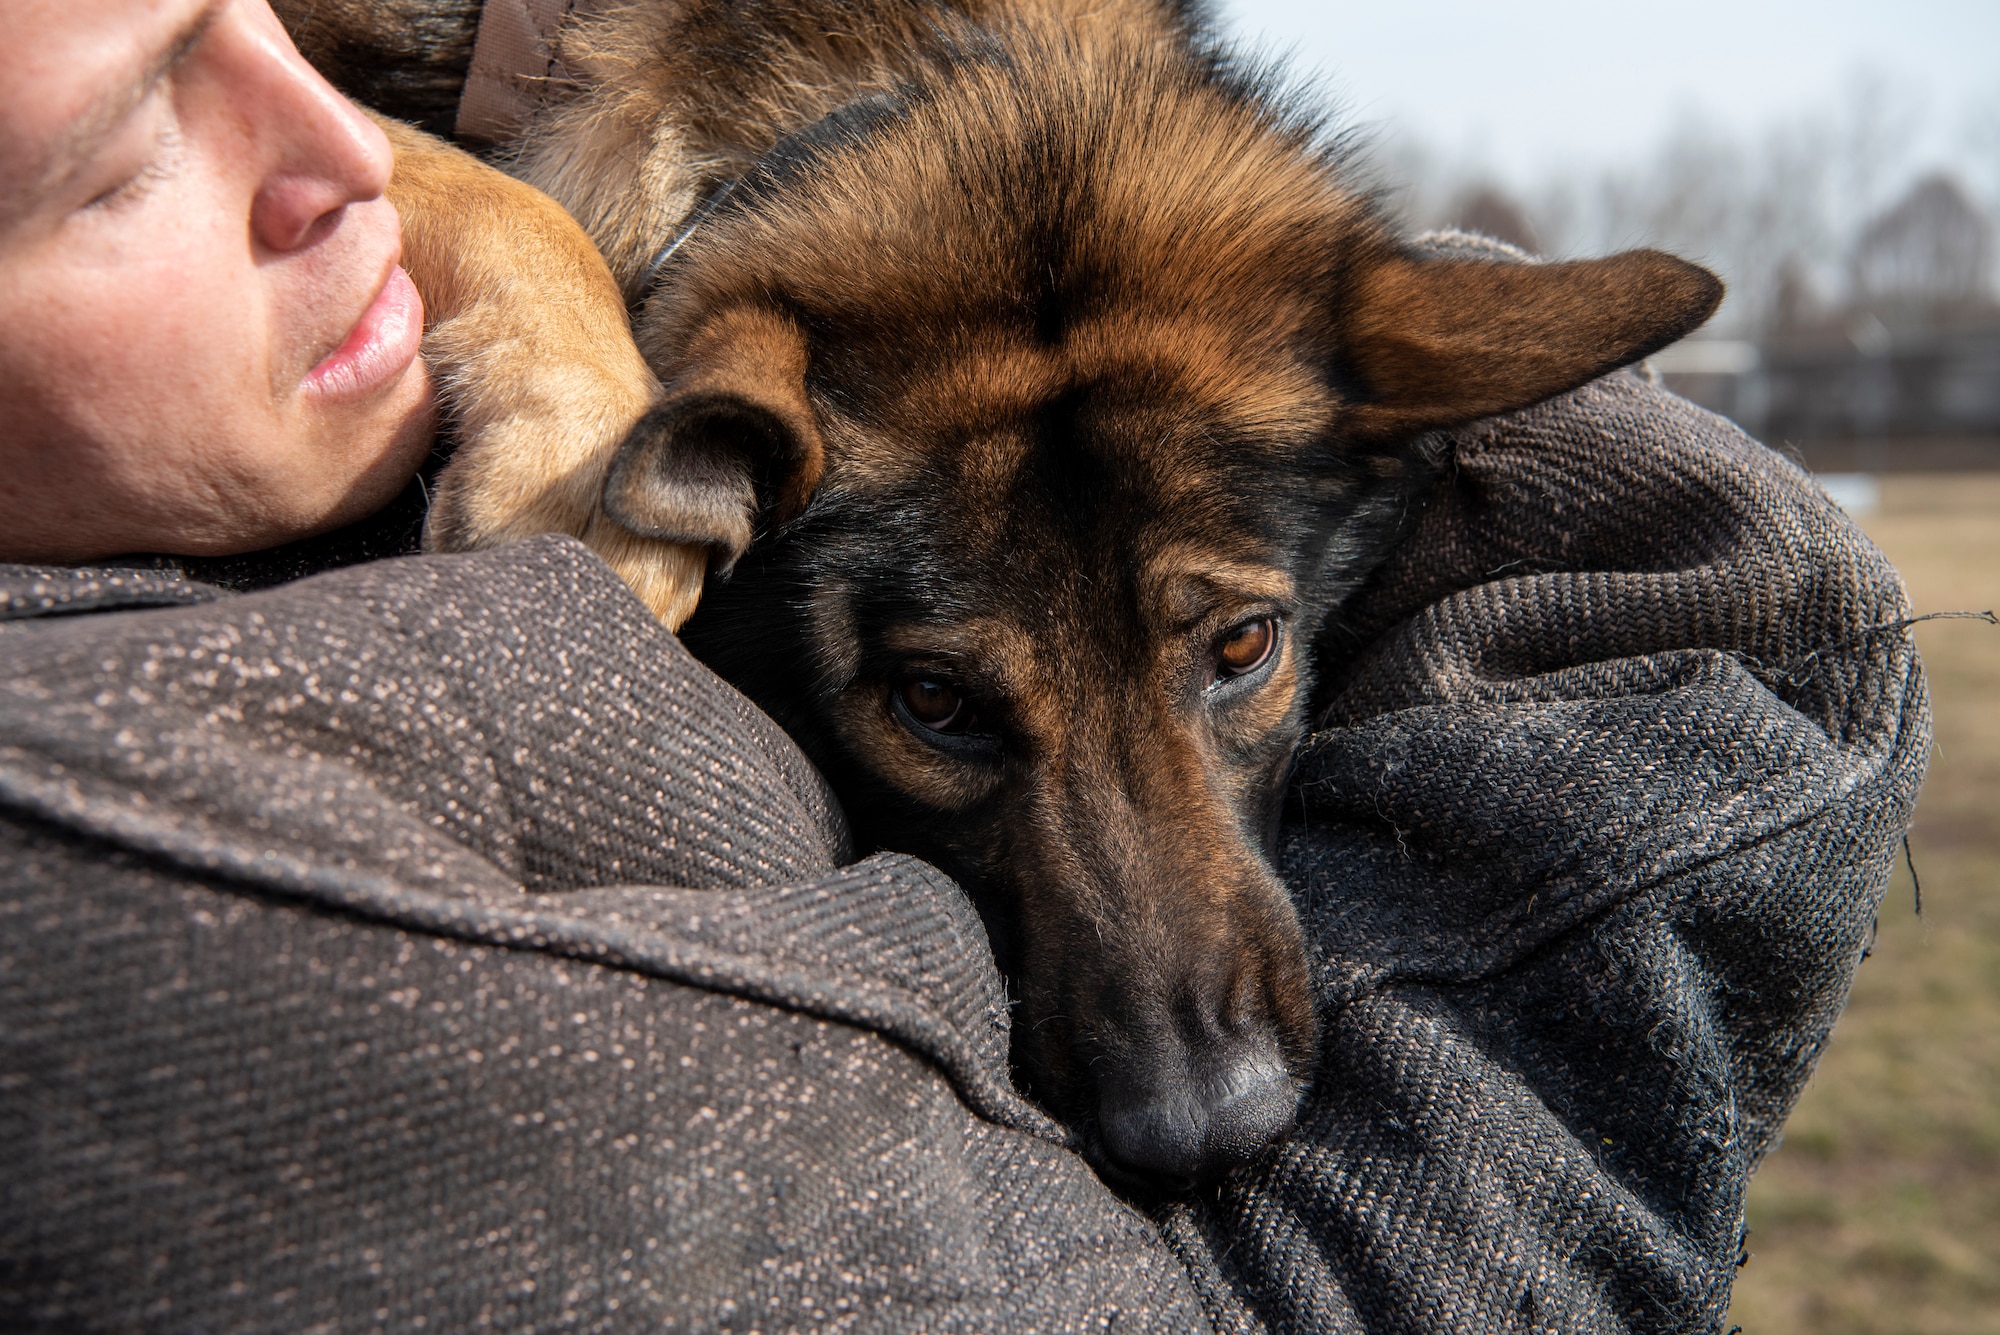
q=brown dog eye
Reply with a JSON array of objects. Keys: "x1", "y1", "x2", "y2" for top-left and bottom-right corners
[
  {"x1": 1214, "y1": 618, "x2": 1277, "y2": 680},
  {"x1": 900, "y1": 678, "x2": 969, "y2": 732}
]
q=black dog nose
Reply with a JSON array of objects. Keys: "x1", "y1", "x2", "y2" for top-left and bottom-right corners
[{"x1": 1098, "y1": 1050, "x2": 1300, "y2": 1185}]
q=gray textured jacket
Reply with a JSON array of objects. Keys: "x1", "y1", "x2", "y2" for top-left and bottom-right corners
[{"x1": 0, "y1": 371, "x2": 1927, "y2": 1332}]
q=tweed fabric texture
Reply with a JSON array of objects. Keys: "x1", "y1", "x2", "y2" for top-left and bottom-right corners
[
  {"x1": 0, "y1": 539, "x2": 1197, "y2": 1331},
  {"x1": 1150, "y1": 370, "x2": 1928, "y2": 1334},
  {"x1": 0, "y1": 563, "x2": 222, "y2": 618},
  {"x1": 0, "y1": 375, "x2": 1926, "y2": 1332}
]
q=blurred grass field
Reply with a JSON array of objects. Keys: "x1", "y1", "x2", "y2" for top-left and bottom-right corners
[{"x1": 1727, "y1": 473, "x2": 2000, "y2": 1334}]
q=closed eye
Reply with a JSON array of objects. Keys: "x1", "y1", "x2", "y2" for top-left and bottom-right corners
[{"x1": 74, "y1": 91, "x2": 185, "y2": 217}]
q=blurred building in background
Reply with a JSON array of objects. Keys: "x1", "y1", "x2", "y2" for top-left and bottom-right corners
[
  {"x1": 1384, "y1": 93, "x2": 2000, "y2": 473},
  {"x1": 1650, "y1": 173, "x2": 2000, "y2": 470}
]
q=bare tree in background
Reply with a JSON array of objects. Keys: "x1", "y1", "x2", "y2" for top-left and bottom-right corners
[
  {"x1": 1380, "y1": 70, "x2": 1999, "y2": 337},
  {"x1": 1446, "y1": 185, "x2": 1541, "y2": 253}
]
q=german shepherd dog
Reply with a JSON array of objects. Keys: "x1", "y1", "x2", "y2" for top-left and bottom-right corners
[{"x1": 280, "y1": 0, "x2": 1721, "y2": 1186}]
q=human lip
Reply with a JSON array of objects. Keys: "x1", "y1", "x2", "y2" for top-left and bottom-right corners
[{"x1": 301, "y1": 264, "x2": 424, "y2": 400}]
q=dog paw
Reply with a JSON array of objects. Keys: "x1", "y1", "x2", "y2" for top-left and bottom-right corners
[
  {"x1": 421, "y1": 359, "x2": 709, "y2": 630},
  {"x1": 375, "y1": 117, "x2": 711, "y2": 630},
  {"x1": 579, "y1": 513, "x2": 709, "y2": 630}
]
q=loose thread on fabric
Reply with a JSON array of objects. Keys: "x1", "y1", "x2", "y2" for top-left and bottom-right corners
[
  {"x1": 1761, "y1": 608, "x2": 1996, "y2": 694},
  {"x1": 1904, "y1": 834, "x2": 1923, "y2": 917}
]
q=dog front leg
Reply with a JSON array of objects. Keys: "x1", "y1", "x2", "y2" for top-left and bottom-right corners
[{"x1": 377, "y1": 115, "x2": 707, "y2": 629}]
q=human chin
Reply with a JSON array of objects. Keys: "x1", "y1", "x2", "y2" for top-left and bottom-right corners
[
  {"x1": 260, "y1": 349, "x2": 437, "y2": 545},
  {"x1": 323, "y1": 351, "x2": 436, "y2": 521},
  {"x1": 166, "y1": 345, "x2": 434, "y2": 559}
]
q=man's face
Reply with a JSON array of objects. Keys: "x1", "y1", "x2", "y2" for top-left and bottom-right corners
[{"x1": 0, "y1": 0, "x2": 434, "y2": 562}]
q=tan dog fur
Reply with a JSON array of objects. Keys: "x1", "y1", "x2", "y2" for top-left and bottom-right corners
[{"x1": 366, "y1": 113, "x2": 708, "y2": 626}]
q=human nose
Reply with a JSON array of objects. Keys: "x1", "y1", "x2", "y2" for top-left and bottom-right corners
[{"x1": 228, "y1": 2, "x2": 395, "y2": 254}]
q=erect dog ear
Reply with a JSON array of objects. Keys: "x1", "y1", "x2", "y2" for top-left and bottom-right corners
[
  {"x1": 602, "y1": 306, "x2": 824, "y2": 571},
  {"x1": 1335, "y1": 247, "x2": 1723, "y2": 441}
]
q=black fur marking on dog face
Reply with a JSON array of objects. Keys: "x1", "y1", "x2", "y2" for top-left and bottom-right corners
[{"x1": 680, "y1": 334, "x2": 1423, "y2": 1187}]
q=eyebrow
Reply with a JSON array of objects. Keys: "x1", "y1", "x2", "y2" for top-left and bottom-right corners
[{"x1": 1, "y1": 1, "x2": 221, "y2": 229}]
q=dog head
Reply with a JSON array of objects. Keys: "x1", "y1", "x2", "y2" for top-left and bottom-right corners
[{"x1": 605, "y1": 31, "x2": 1720, "y2": 1186}]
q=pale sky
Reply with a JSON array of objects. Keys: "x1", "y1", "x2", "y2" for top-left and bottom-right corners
[{"x1": 1214, "y1": 0, "x2": 2000, "y2": 193}]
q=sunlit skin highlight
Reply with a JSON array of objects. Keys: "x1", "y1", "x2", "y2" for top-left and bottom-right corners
[{"x1": 0, "y1": 0, "x2": 435, "y2": 563}]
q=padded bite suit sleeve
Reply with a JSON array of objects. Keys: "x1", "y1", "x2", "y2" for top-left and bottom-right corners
[{"x1": 1153, "y1": 371, "x2": 1928, "y2": 1334}]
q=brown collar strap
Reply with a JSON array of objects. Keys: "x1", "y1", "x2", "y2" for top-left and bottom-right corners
[{"x1": 456, "y1": 0, "x2": 583, "y2": 145}]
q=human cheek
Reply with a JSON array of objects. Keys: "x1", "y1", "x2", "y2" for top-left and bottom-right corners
[
  {"x1": 142, "y1": 105, "x2": 399, "y2": 408},
  {"x1": 50, "y1": 174, "x2": 274, "y2": 441}
]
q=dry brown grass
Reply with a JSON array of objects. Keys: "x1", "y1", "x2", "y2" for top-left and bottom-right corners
[{"x1": 1727, "y1": 473, "x2": 2000, "y2": 1335}]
